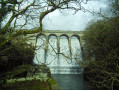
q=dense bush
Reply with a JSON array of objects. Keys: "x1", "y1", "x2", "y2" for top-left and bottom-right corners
[
  {"x1": 83, "y1": 17, "x2": 119, "y2": 61},
  {"x1": 2, "y1": 80, "x2": 51, "y2": 90},
  {"x1": 83, "y1": 16, "x2": 119, "y2": 89},
  {"x1": 0, "y1": 33, "x2": 35, "y2": 80}
]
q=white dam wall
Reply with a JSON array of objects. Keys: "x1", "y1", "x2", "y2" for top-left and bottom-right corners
[{"x1": 33, "y1": 34, "x2": 83, "y2": 74}]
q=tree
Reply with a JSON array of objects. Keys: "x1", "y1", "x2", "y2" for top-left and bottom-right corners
[
  {"x1": 0, "y1": 0, "x2": 88, "y2": 32},
  {"x1": 109, "y1": 0, "x2": 119, "y2": 16},
  {"x1": 0, "y1": 0, "x2": 89, "y2": 73},
  {"x1": 0, "y1": 0, "x2": 89, "y2": 48},
  {"x1": 0, "y1": 0, "x2": 89, "y2": 84},
  {"x1": 0, "y1": 0, "x2": 89, "y2": 67},
  {"x1": 83, "y1": 16, "x2": 119, "y2": 89},
  {"x1": 0, "y1": 0, "x2": 19, "y2": 29}
]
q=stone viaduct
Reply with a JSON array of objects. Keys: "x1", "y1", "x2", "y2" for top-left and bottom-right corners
[{"x1": 27, "y1": 30, "x2": 84, "y2": 63}]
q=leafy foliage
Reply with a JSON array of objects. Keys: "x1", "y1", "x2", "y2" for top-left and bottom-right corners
[
  {"x1": 0, "y1": 32, "x2": 35, "y2": 83},
  {"x1": 6, "y1": 65, "x2": 33, "y2": 79},
  {"x1": 83, "y1": 16, "x2": 119, "y2": 89},
  {"x1": 0, "y1": 0, "x2": 18, "y2": 28},
  {"x1": 3, "y1": 80, "x2": 51, "y2": 90},
  {"x1": 83, "y1": 17, "x2": 119, "y2": 61}
]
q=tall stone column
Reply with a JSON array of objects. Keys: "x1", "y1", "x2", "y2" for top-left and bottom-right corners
[
  {"x1": 44, "y1": 36, "x2": 48, "y2": 64},
  {"x1": 57, "y1": 36, "x2": 60, "y2": 65},
  {"x1": 79, "y1": 36, "x2": 85, "y2": 61},
  {"x1": 68, "y1": 36, "x2": 72, "y2": 61}
]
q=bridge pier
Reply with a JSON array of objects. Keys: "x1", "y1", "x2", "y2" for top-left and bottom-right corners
[
  {"x1": 57, "y1": 36, "x2": 60, "y2": 65},
  {"x1": 68, "y1": 37, "x2": 72, "y2": 62},
  {"x1": 44, "y1": 36, "x2": 48, "y2": 64}
]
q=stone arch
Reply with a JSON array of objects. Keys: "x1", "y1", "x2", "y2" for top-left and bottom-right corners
[
  {"x1": 60, "y1": 34, "x2": 69, "y2": 39},
  {"x1": 48, "y1": 34, "x2": 58, "y2": 39},
  {"x1": 47, "y1": 34, "x2": 58, "y2": 65},
  {"x1": 34, "y1": 34, "x2": 47, "y2": 64},
  {"x1": 48, "y1": 34, "x2": 58, "y2": 49},
  {"x1": 36, "y1": 33, "x2": 46, "y2": 39},
  {"x1": 36, "y1": 34, "x2": 46, "y2": 46},
  {"x1": 59, "y1": 34, "x2": 71, "y2": 64},
  {"x1": 71, "y1": 35, "x2": 80, "y2": 41},
  {"x1": 35, "y1": 34, "x2": 46, "y2": 45},
  {"x1": 71, "y1": 34, "x2": 82, "y2": 65},
  {"x1": 48, "y1": 34, "x2": 58, "y2": 52},
  {"x1": 71, "y1": 35, "x2": 82, "y2": 49}
]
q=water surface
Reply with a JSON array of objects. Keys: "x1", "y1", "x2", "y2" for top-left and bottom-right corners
[{"x1": 52, "y1": 74, "x2": 91, "y2": 90}]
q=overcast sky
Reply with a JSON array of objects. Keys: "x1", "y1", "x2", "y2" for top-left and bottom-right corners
[
  {"x1": 3, "y1": 0, "x2": 110, "y2": 31},
  {"x1": 42, "y1": 0, "x2": 109, "y2": 31}
]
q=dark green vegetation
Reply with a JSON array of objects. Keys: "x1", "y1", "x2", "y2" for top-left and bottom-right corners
[
  {"x1": 2, "y1": 80, "x2": 51, "y2": 90},
  {"x1": 1, "y1": 78, "x2": 57, "y2": 90},
  {"x1": 48, "y1": 78, "x2": 57, "y2": 86},
  {"x1": 83, "y1": 16, "x2": 119, "y2": 89},
  {"x1": 0, "y1": 0, "x2": 19, "y2": 29},
  {"x1": 0, "y1": 37, "x2": 35, "y2": 71},
  {"x1": 0, "y1": 31, "x2": 35, "y2": 87},
  {"x1": 0, "y1": 1, "x2": 36, "y2": 85},
  {"x1": 0, "y1": 0, "x2": 35, "y2": 80},
  {"x1": 0, "y1": 0, "x2": 59, "y2": 89}
]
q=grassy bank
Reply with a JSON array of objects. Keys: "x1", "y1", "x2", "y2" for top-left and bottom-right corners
[{"x1": 2, "y1": 78, "x2": 59, "y2": 90}]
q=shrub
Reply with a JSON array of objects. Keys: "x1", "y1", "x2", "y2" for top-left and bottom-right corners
[
  {"x1": 0, "y1": 32, "x2": 35, "y2": 83},
  {"x1": 83, "y1": 16, "x2": 119, "y2": 89}
]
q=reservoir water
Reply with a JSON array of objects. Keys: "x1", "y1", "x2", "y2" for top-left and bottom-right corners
[{"x1": 52, "y1": 74, "x2": 91, "y2": 90}]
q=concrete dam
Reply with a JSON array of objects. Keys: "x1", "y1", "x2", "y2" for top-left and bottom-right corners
[{"x1": 31, "y1": 30, "x2": 84, "y2": 74}]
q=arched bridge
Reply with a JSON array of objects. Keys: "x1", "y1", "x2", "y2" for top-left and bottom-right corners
[
  {"x1": 36, "y1": 30, "x2": 84, "y2": 61},
  {"x1": 27, "y1": 30, "x2": 84, "y2": 61},
  {"x1": 27, "y1": 30, "x2": 84, "y2": 74}
]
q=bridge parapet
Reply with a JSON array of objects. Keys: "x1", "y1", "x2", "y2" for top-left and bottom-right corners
[
  {"x1": 26, "y1": 30, "x2": 84, "y2": 46},
  {"x1": 38, "y1": 30, "x2": 83, "y2": 38}
]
